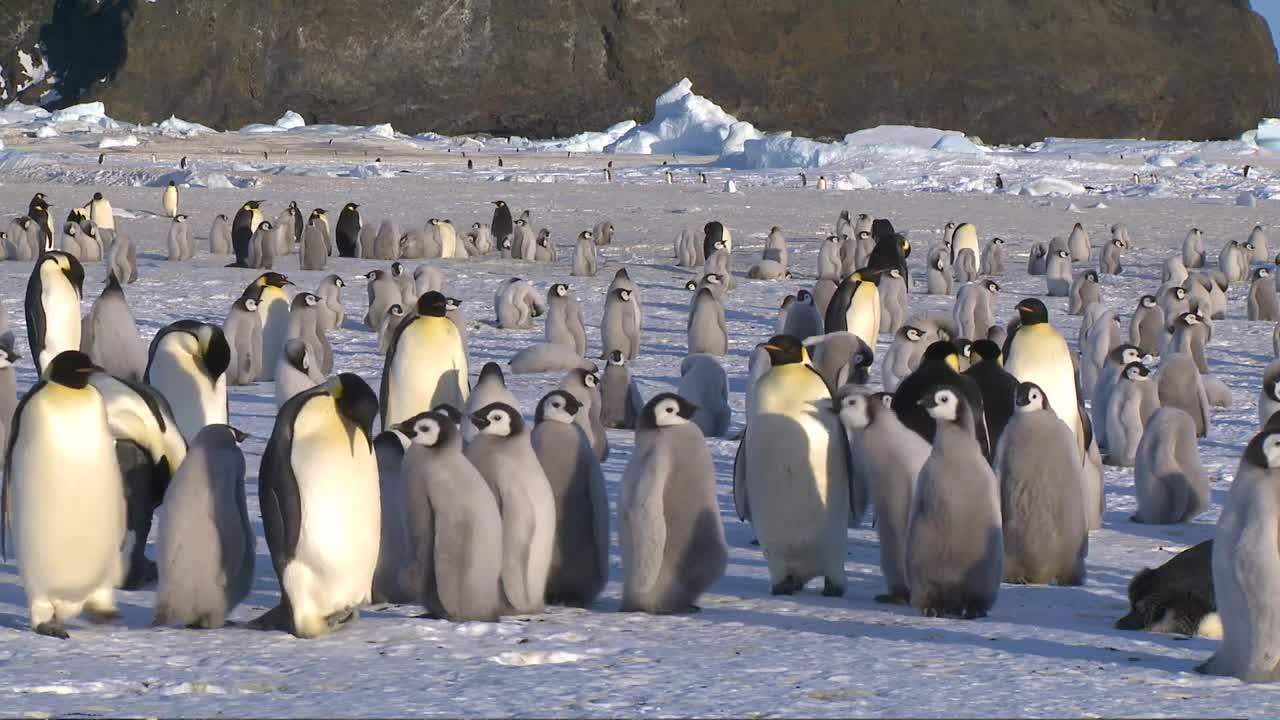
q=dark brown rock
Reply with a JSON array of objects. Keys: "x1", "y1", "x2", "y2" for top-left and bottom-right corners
[{"x1": 5, "y1": 0, "x2": 1279, "y2": 144}]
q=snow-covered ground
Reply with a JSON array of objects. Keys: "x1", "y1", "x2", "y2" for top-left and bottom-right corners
[{"x1": 0, "y1": 92, "x2": 1278, "y2": 716}]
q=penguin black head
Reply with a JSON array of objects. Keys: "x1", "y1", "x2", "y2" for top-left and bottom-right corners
[
  {"x1": 984, "y1": 279, "x2": 1000, "y2": 293},
  {"x1": 478, "y1": 362, "x2": 507, "y2": 387},
  {"x1": 1015, "y1": 381, "x2": 1050, "y2": 411},
  {"x1": 397, "y1": 411, "x2": 451, "y2": 448},
  {"x1": 1083, "y1": 270, "x2": 1099, "y2": 283},
  {"x1": 446, "y1": 297, "x2": 462, "y2": 311},
  {"x1": 387, "y1": 304, "x2": 405, "y2": 320},
  {"x1": 1122, "y1": 361, "x2": 1150, "y2": 382},
  {"x1": 470, "y1": 402, "x2": 523, "y2": 437},
  {"x1": 195, "y1": 324, "x2": 232, "y2": 383},
  {"x1": 1245, "y1": 417, "x2": 1280, "y2": 469},
  {"x1": 1177, "y1": 311, "x2": 1202, "y2": 327},
  {"x1": 390, "y1": 262, "x2": 404, "y2": 277},
  {"x1": 93, "y1": 192, "x2": 103, "y2": 201},
  {"x1": 1034, "y1": 245, "x2": 1046, "y2": 258},
  {"x1": 227, "y1": 426, "x2": 250, "y2": 444},
  {"x1": 762, "y1": 335, "x2": 806, "y2": 366},
  {"x1": 259, "y1": 272, "x2": 292, "y2": 289},
  {"x1": 417, "y1": 291, "x2": 448, "y2": 318},
  {"x1": 238, "y1": 296, "x2": 258, "y2": 312},
  {"x1": 638, "y1": 393, "x2": 698, "y2": 430},
  {"x1": 365, "y1": 269, "x2": 384, "y2": 282},
  {"x1": 922, "y1": 340, "x2": 961, "y2": 371},
  {"x1": 244, "y1": 200, "x2": 261, "y2": 209},
  {"x1": 902, "y1": 325, "x2": 925, "y2": 342},
  {"x1": 613, "y1": 287, "x2": 633, "y2": 302},
  {"x1": 552, "y1": 283, "x2": 568, "y2": 297},
  {"x1": 45, "y1": 350, "x2": 96, "y2": 389},
  {"x1": 536, "y1": 390, "x2": 582, "y2": 425},
  {"x1": 683, "y1": 279, "x2": 697, "y2": 291},
  {"x1": 345, "y1": 202, "x2": 360, "y2": 210},
  {"x1": 796, "y1": 289, "x2": 814, "y2": 305},
  {"x1": 969, "y1": 339, "x2": 1002, "y2": 365},
  {"x1": 1140, "y1": 295, "x2": 1156, "y2": 308},
  {"x1": 607, "y1": 350, "x2": 625, "y2": 365},
  {"x1": 993, "y1": 237, "x2": 1005, "y2": 245},
  {"x1": 1015, "y1": 298, "x2": 1049, "y2": 326},
  {"x1": 870, "y1": 218, "x2": 895, "y2": 241},
  {"x1": 432, "y1": 404, "x2": 464, "y2": 428},
  {"x1": 917, "y1": 385, "x2": 963, "y2": 422},
  {"x1": 492, "y1": 200, "x2": 507, "y2": 207},
  {"x1": 0, "y1": 344, "x2": 20, "y2": 368},
  {"x1": 1111, "y1": 237, "x2": 1125, "y2": 248},
  {"x1": 1056, "y1": 249, "x2": 1070, "y2": 259},
  {"x1": 1171, "y1": 286, "x2": 1187, "y2": 300},
  {"x1": 825, "y1": 235, "x2": 839, "y2": 245},
  {"x1": 330, "y1": 373, "x2": 379, "y2": 440}
]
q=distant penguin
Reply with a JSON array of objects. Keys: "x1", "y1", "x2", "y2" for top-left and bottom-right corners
[
  {"x1": 1132, "y1": 407, "x2": 1209, "y2": 524},
  {"x1": 951, "y1": 222, "x2": 981, "y2": 273},
  {"x1": 1067, "y1": 222, "x2": 1090, "y2": 261},
  {"x1": 1068, "y1": 269, "x2": 1101, "y2": 315},
  {"x1": 740, "y1": 336, "x2": 851, "y2": 595},
  {"x1": 335, "y1": 202, "x2": 362, "y2": 258},
  {"x1": 251, "y1": 374, "x2": 380, "y2": 638},
  {"x1": 26, "y1": 251, "x2": 85, "y2": 374},
  {"x1": 531, "y1": 391, "x2": 608, "y2": 607},
  {"x1": 571, "y1": 230, "x2": 599, "y2": 277},
  {"x1": 545, "y1": 283, "x2": 587, "y2": 356},
  {"x1": 153, "y1": 425, "x2": 253, "y2": 629},
  {"x1": 465, "y1": 402, "x2": 557, "y2": 615},
  {"x1": 274, "y1": 338, "x2": 325, "y2": 408},
  {"x1": 1183, "y1": 228, "x2": 1205, "y2": 269},
  {"x1": 982, "y1": 236, "x2": 1006, "y2": 275},
  {"x1": 1026, "y1": 242, "x2": 1049, "y2": 275},
  {"x1": 1195, "y1": 419, "x2": 1280, "y2": 681},
  {"x1": 242, "y1": 272, "x2": 293, "y2": 381},
  {"x1": 600, "y1": 350, "x2": 644, "y2": 430},
  {"x1": 907, "y1": 383, "x2": 1003, "y2": 618},
  {"x1": 376, "y1": 305, "x2": 406, "y2": 354},
  {"x1": 1101, "y1": 236, "x2": 1125, "y2": 274},
  {"x1": 620, "y1": 393, "x2": 728, "y2": 613},
  {"x1": 381, "y1": 292, "x2": 469, "y2": 428},
  {"x1": 601, "y1": 285, "x2": 642, "y2": 359},
  {"x1": 1004, "y1": 299, "x2": 1084, "y2": 458},
  {"x1": 162, "y1": 181, "x2": 179, "y2": 218},
  {"x1": 1, "y1": 351, "x2": 125, "y2": 637},
  {"x1": 926, "y1": 244, "x2": 953, "y2": 295},
  {"x1": 677, "y1": 352, "x2": 731, "y2": 438},
  {"x1": 994, "y1": 382, "x2": 1088, "y2": 585},
  {"x1": 558, "y1": 368, "x2": 609, "y2": 461},
  {"x1": 1250, "y1": 268, "x2": 1280, "y2": 322},
  {"x1": 878, "y1": 267, "x2": 908, "y2": 334},
  {"x1": 389, "y1": 261, "x2": 416, "y2": 309},
  {"x1": 954, "y1": 279, "x2": 999, "y2": 340},
  {"x1": 490, "y1": 200, "x2": 514, "y2": 249},
  {"x1": 209, "y1": 214, "x2": 232, "y2": 256},
  {"x1": 1045, "y1": 249, "x2": 1072, "y2": 296},
  {"x1": 687, "y1": 288, "x2": 728, "y2": 355},
  {"x1": 165, "y1": 214, "x2": 193, "y2": 261},
  {"x1": 82, "y1": 274, "x2": 146, "y2": 382},
  {"x1": 1105, "y1": 362, "x2": 1159, "y2": 467},
  {"x1": 145, "y1": 320, "x2": 230, "y2": 441},
  {"x1": 230, "y1": 200, "x2": 264, "y2": 267},
  {"x1": 1129, "y1": 295, "x2": 1164, "y2": 354}
]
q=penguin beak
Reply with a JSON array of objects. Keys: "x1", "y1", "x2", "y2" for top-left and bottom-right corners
[
  {"x1": 917, "y1": 396, "x2": 939, "y2": 409},
  {"x1": 470, "y1": 413, "x2": 490, "y2": 430}
]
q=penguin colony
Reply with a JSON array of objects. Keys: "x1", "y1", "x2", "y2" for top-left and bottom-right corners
[{"x1": 0, "y1": 187, "x2": 1277, "y2": 685}]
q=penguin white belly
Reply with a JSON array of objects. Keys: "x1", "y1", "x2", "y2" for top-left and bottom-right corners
[
  {"x1": 440, "y1": 227, "x2": 457, "y2": 258},
  {"x1": 844, "y1": 286, "x2": 881, "y2": 349},
  {"x1": 282, "y1": 398, "x2": 380, "y2": 631},
  {"x1": 40, "y1": 277, "x2": 81, "y2": 370},
  {"x1": 953, "y1": 226, "x2": 981, "y2": 273},
  {"x1": 385, "y1": 320, "x2": 468, "y2": 426},
  {"x1": 257, "y1": 289, "x2": 291, "y2": 380},
  {"x1": 1007, "y1": 326, "x2": 1081, "y2": 451},
  {"x1": 12, "y1": 387, "x2": 124, "y2": 602},
  {"x1": 149, "y1": 340, "x2": 224, "y2": 441}
]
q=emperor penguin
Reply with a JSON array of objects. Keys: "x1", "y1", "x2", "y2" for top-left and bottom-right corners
[
  {"x1": 1068, "y1": 269, "x2": 1101, "y2": 315},
  {"x1": 1101, "y1": 236, "x2": 1126, "y2": 275},
  {"x1": 1220, "y1": 240, "x2": 1249, "y2": 284},
  {"x1": 1115, "y1": 540, "x2": 1218, "y2": 638},
  {"x1": 951, "y1": 222, "x2": 982, "y2": 273},
  {"x1": 275, "y1": 338, "x2": 326, "y2": 408},
  {"x1": 28, "y1": 193, "x2": 53, "y2": 249},
  {"x1": 558, "y1": 368, "x2": 609, "y2": 461},
  {"x1": 620, "y1": 393, "x2": 728, "y2": 613},
  {"x1": 309, "y1": 208, "x2": 333, "y2": 255},
  {"x1": 25, "y1": 250, "x2": 84, "y2": 374},
  {"x1": 494, "y1": 277, "x2": 544, "y2": 330},
  {"x1": 601, "y1": 350, "x2": 644, "y2": 430},
  {"x1": 242, "y1": 271, "x2": 294, "y2": 381},
  {"x1": 982, "y1": 236, "x2": 1006, "y2": 275},
  {"x1": 572, "y1": 230, "x2": 598, "y2": 276},
  {"x1": 1, "y1": 351, "x2": 125, "y2": 637},
  {"x1": 953, "y1": 279, "x2": 999, "y2": 340},
  {"x1": 465, "y1": 402, "x2": 557, "y2": 615},
  {"x1": 1159, "y1": 284, "x2": 1192, "y2": 324},
  {"x1": 300, "y1": 216, "x2": 328, "y2": 271},
  {"x1": 531, "y1": 391, "x2": 609, "y2": 607},
  {"x1": 86, "y1": 192, "x2": 115, "y2": 235},
  {"x1": 153, "y1": 424, "x2": 254, "y2": 629},
  {"x1": 546, "y1": 283, "x2": 588, "y2": 356},
  {"x1": 1027, "y1": 242, "x2": 1049, "y2": 275},
  {"x1": 882, "y1": 324, "x2": 932, "y2": 392},
  {"x1": 835, "y1": 386, "x2": 927, "y2": 604},
  {"x1": 1067, "y1": 222, "x2": 1090, "y2": 261},
  {"x1": 55, "y1": 221, "x2": 81, "y2": 260},
  {"x1": 878, "y1": 267, "x2": 908, "y2": 334},
  {"x1": 230, "y1": 200, "x2": 264, "y2": 267},
  {"x1": 1132, "y1": 407, "x2": 1209, "y2": 524},
  {"x1": 414, "y1": 264, "x2": 446, "y2": 296},
  {"x1": 1195, "y1": 419, "x2": 1280, "y2": 682},
  {"x1": 703, "y1": 220, "x2": 732, "y2": 260},
  {"x1": 162, "y1": 181, "x2": 179, "y2": 218},
  {"x1": 395, "y1": 410, "x2": 503, "y2": 621},
  {"x1": 490, "y1": 200, "x2": 514, "y2": 248},
  {"x1": 432, "y1": 218, "x2": 461, "y2": 259},
  {"x1": 381, "y1": 292, "x2": 469, "y2": 428},
  {"x1": 223, "y1": 296, "x2": 263, "y2": 386},
  {"x1": 601, "y1": 285, "x2": 642, "y2": 359},
  {"x1": 251, "y1": 374, "x2": 380, "y2": 638},
  {"x1": 926, "y1": 244, "x2": 953, "y2": 295},
  {"x1": 0, "y1": 343, "x2": 17, "y2": 454},
  {"x1": 1183, "y1": 228, "x2": 1206, "y2": 269},
  {"x1": 704, "y1": 239, "x2": 731, "y2": 281},
  {"x1": 470, "y1": 223, "x2": 494, "y2": 255},
  {"x1": 372, "y1": 219, "x2": 400, "y2": 261},
  {"x1": 82, "y1": 273, "x2": 146, "y2": 382},
  {"x1": 166, "y1": 214, "x2": 193, "y2": 261},
  {"x1": 209, "y1": 214, "x2": 232, "y2": 256},
  {"x1": 763, "y1": 225, "x2": 789, "y2": 268},
  {"x1": 1045, "y1": 249, "x2": 1072, "y2": 296},
  {"x1": 1105, "y1": 362, "x2": 1159, "y2": 467},
  {"x1": 287, "y1": 292, "x2": 331, "y2": 373},
  {"x1": 803, "y1": 331, "x2": 873, "y2": 390},
  {"x1": 511, "y1": 219, "x2": 535, "y2": 260},
  {"x1": 285, "y1": 200, "x2": 304, "y2": 245},
  {"x1": 370, "y1": 426, "x2": 412, "y2": 604},
  {"x1": 1004, "y1": 299, "x2": 1085, "y2": 458},
  {"x1": 247, "y1": 220, "x2": 277, "y2": 269},
  {"x1": 335, "y1": 202, "x2": 362, "y2": 258},
  {"x1": 780, "y1": 289, "x2": 824, "y2": 341},
  {"x1": 5, "y1": 217, "x2": 33, "y2": 262},
  {"x1": 1249, "y1": 224, "x2": 1270, "y2": 263},
  {"x1": 377, "y1": 305, "x2": 406, "y2": 355},
  {"x1": 740, "y1": 335, "x2": 851, "y2": 596},
  {"x1": 994, "y1": 382, "x2": 1088, "y2": 585},
  {"x1": 590, "y1": 219, "x2": 615, "y2": 247},
  {"x1": 953, "y1": 248, "x2": 979, "y2": 284},
  {"x1": 1166, "y1": 311, "x2": 1211, "y2": 374},
  {"x1": 363, "y1": 268, "x2": 399, "y2": 331},
  {"x1": 906, "y1": 383, "x2": 1003, "y2": 618},
  {"x1": 1079, "y1": 308, "x2": 1121, "y2": 400},
  {"x1": 818, "y1": 235, "x2": 843, "y2": 280},
  {"x1": 747, "y1": 259, "x2": 790, "y2": 280},
  {"x1": 964, "y1": 339, "x2": 1020, "y2": 450},
  {"x1": 1249, "y1": 267, "x2": 1280, "y2": 322},
  {"x1": 108, "y1": 231, "x2": 137, "y2": 285},
  {"x1": 1091, "y1": 344, "x2": 1148, "y2": 450},
  {"x1": 145, "y1": 320, "x2": 230, "y2": 441},
  {"x1": 316, "y1": 274, "x2": 346, "y2": 332},
  {"x1": 1261, "y1": 360, "x2": 1280, "y2": 429},
  {"x1": 687, "y1": 288, "x2": 728, "y2": 356},
  {"x1": 677, "y1": 352, "x2": 731, "y2": 438},
  {"x1": 674, "y1": 226, "x2": 703, "y2": 267},
  {"x1": 531, "y1": 228, "x2": 557, "y2": 263},
  {"x1": 823, "y1": 271, "x2": 881, "y2": 350},
  {"x1": 1130, "y1": 295, "x2": 1165, "y2": 354},
  {"x1": 463, "y1": 362, "x2": 519, "y2": 445},
  {"x1": 1156, "y1": 352, "x2": 1212, "y2": 438}
]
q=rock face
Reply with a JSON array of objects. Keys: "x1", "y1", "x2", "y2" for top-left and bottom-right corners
[{"x1": 4, "y1": 0, "x2": 1279, "y2": 143}]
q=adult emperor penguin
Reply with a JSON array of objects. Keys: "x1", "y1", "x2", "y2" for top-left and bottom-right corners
[
  {"x1": 152, "y1": 424, "x2": 254, "y2": 629},
  {"x1": 25, "y1": 250, "x2": 84, "y2": 374},
  {"x1": 835, "y1": 386, "x2": 928, "y2": 604},
  {"x1": 145, "y1": 320, "x2": 231, "y2": 441},
  {"x1": 335, "y1": 202, "x2": 362, "y2": 258},
  {"x1": 241, "y1": 271, "x2": 293, "y2": 381},
  {"x1": 2, "y1": 351, "x2": 125, "y2": 637},
  {"x1": 1004, "y1": 298, "x2": 1085, "y2": 458},
  {"x1": 892, "y1": 340, "x2": 991, "y2": 458},
  {"x1": 162, "y1": 181, "x2": 179, "y2": 218},
  {"x1": 823, "y1": 271, "x2": 881, "y2": 350},
  {"x1": 995, "y1": 382, "x2": 1088, "y2": 585},
  {"x1": 907, "y1": 383, "x2": 1003, "y2": 618},
  {"x1": 230, "y1": 200, "x2": 263, "y2": 267},
  {"x1": 1196, "y1": 418, "x2": 1280, "y2": 682},
  {"x1": 82, "y1": 273, "x2": 146, "y2": 382},
  {"x1": 252, "y1": 373, "x2": 380, "y2": 638},
  {"x1": 620, "y1": 393, "x2": 728, "y2": 613},
  {"x1": 740, "y1": 335, "x2": 851, "y2": 595},
  {"x1": 703, "y1": 220, "x2": 732, "y2": 260},
  {"x1": 964, "y1": 339, "x2": 1019, "y2": 450},
  {"x1": 465, "y1": 402, "x2": 557, "y2": 615},
  {"x1": 28, "y1": 193, "x2": 53, "y2": 248},
  {"x1": 86, "y1": 192, "x2": 115, "y2": 234},
  {"x1": 381, "y1": 291, "x2": 469, "y2": 428},
  {"x1": 531, "y1": 390, "x2": 609, "y2": 607},
  {"x1": 950, "y1": 222, "x2": 981, "y2": 273},
  {"x1": 490, "y1": 200, "x2": 514, "y2": 250}
]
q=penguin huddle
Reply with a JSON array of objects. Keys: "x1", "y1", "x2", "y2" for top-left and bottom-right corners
[{"x1": 1, "y1": 185, "x2": 1279, "y2": 686}]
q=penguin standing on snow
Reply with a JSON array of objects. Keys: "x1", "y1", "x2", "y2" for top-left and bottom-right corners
[
  {"x1": 230, "y1": 200, "x2": 264, "y2": 268},
  {"x1": 25, "y1": 250, "x2": 84, "y2": 374},
  {"x1": 145, "y1": 320, "x2": 231, "y2": 442},
  {"x1": 335, "y1": 202, "x2": 362, "y2": 258},
  {"x1": 1003, "y1": 298, "x2": 1086, "y2": 459},
  {"x1": 381, "y1": 291, "x2": 469, "y2": 428}
]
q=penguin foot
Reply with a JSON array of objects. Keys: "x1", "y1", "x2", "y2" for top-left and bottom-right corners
[
  {"x1": 84, "y1": 608, "x2": 121, "y2": 624},
  {"x1": 874, "y1": 592, "x2": 910, "y2": 606},
  {"x1": 961, "y1": 606, "x2": 988, "y2": 620},
  {"x1": 921, "y1": 607, "x2": 942, "y2": 618},
  {"x1": 325, "y1": 608, "x2": 357, "y2": 628},
  {"x1": 1194, "y1": 660, "x2": 1214, "y2": 675},
  {"x1": 770, "y1": 576, "x2": 800, "y2": 596},
  {"x1": 35, "y1": 621, "x2": 69, "y2": 639},
  {"x1": 821, "y1": 579, "x2": 846, "y2": 598},
  {"x1": 247, "y1": 604, "x2": 289, "y2": 632},
  {"x1": 121, "y1": 558, "x2": 159, "y2": 590},
  {"x1": 748, "y1": 539, "x2": 760, "y2": 546},
  {"x1": 414, "y1": 611, "x2": 444, "y2": 620}
]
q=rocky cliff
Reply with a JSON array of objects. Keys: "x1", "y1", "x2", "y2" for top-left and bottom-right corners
[{"x1": 2, "y1": 0, "x2": 1278, "y2": 144}]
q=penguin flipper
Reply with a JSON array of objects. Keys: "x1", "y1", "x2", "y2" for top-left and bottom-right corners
[
  {"x1": 732, "y1": 438, "x2": 750, "y2": 522},
  {"x1": 24, "y1": 263, "x2": 46, "y2": 372},
  {"x1": 1, "y1": 383, "x2": 40, "y2": 560},
  {"x1": 259, "y1": 405, "x2": 303, "y2": 579}
]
